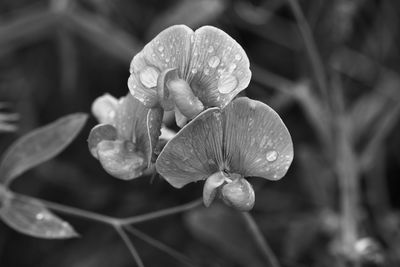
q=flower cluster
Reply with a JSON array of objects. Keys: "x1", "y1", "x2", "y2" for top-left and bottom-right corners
[{"x1": 89, "y1": 25, "x2": 293, "y2": 211}]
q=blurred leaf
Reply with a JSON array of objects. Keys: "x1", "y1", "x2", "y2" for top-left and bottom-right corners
[
  {"x1": 64, "y1": 10, "x2": 140, "y2": 63},
  {"x1": 0, "y1": 113, "x2": 88, "y2": 186},
  {"x1": 148, "y1": 0, "x2": 226, "y2": 38},
  {"x1": 184, "y1": 204, "x2": 264, "y2": 267},
  {"x1": 0, "y1": 193, "x2": 78, "y2": 239}
]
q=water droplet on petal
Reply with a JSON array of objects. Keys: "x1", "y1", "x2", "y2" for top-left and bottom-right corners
[
  {"x1": 207, "y1": 46, "x2": 214, "y2": 53},
  {"x1": 266, "y1": 150, "x2": 278, "y2": 162},
  {"x1": 208, "y1": 56, "x2": 220, "y2": 68},
  {"x1": 139, "y1": 66, "x2": 159, "y2": 88},
  {"x1": 204, "y1": 68, "x2": 210, "y2": 75},
  {"x1": 228, "y1": 63, "x2": 237, "y2": 73},
  {"x1": 158, "y1": 45, "x2": 164, "y2": 52},
  {"x1": 218, "y1": 74, "x2": 238, "y2": 94},
  {"x1": 165, "y1": 58, "x2": 170, "y2": 63},
  {"x1": 235, "y1": 54, "x2": 242, "y2": 61},
  {"x1": 191, "y1": 68, "x2": 198, "y2": 74},
  {"x1": 36, "y1": 213, "x2": 44, "y2": 220}
]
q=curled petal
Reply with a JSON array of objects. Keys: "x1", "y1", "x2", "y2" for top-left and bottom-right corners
[
  {"x1": 222, "y1": 97, "x2": 293, "y2": 180},
  {"x1": 203, "y1": 171, "x2": 226, "y2": 207},
  {"x1": 168, "y1": 79, "x2": 204, "y2": 120},
  {"x1": 157, "y1": 68, "x2": 178, "y2": 111},
  {"x1": 221, "y1": 177, "x2": 255, "y2": 211},
  {"x1": 189, "y1": 26, "x2": 251, "y2": 108},
  {"x1": 91, "y1": 94, "x2": 119, "y2": 125},
  {"x1": 156, "y1": 108, "x2": 223, "y2": 188},
  {"x1": 97, "y1": 140, "x2": 146, "y2": 180}
]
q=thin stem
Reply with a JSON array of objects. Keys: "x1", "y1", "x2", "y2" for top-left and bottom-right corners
[
  {"x1": 241, "y1": 212, "x2": 281, "y2": 267},
  {"x1": 287, "y1": 0, "x2": 329, "y2": 101},
  {"x1": 17, "y1": 194, "x2": 118, "y2": 225},
  {"x1": 119, "y1": 199, "x2": 203, "y2": 225},
  {"x1": 114, "y1": 225, "x2": 145, "y2": 267},
  {"x1": 125, "y1": 225, "x2": 198, "y2": 267}
]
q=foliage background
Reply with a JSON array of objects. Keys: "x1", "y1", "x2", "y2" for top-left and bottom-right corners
[{"x1": 0, "y1": 0, "x2": 399, "y2": 266}]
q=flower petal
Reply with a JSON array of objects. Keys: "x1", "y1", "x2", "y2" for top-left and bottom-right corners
[
  {"x1": 129, "y1": 25, "x2": 194, "y2": 106},
  {"x1": 87, "y1": 124, "x2": 118, "y2": 158},
  {"x1": 114, "y1": 94, "x2": 162, "y2": 167},
  {"x1": 222, "y1": 97, "x2": 293, "y2": 180},
  {"x1": 156, "y1": 108, "x2": 223, "y2": 188},
  {"x1": 91, "y1": 94, "x2": 119, "y2": 125},
  {"x1": 188, "y1": 26, "x2": 251, "y2": 108},
  {"x1": 97, "y1": 140, "x2": 146, "y2": 180}
]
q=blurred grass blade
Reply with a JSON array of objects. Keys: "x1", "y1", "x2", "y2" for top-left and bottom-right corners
[
  {"x1": 148, "y1": 0, "x2": 226, "y2": 38},
  {"x1": 64, "y1": 11, "x2": 140, "y2": 63},
  {"x1": 0, "y1": 193, "x2": 78, "y2": 239},
  {"x1": 0, "y1": 113, "x2": 88, "y2": 186}
]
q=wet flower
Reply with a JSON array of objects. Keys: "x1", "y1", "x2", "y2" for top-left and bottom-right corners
[
  {"x1": 88, "y1": 93, "x2": 162, "y2": 180},
  {"x1": 128, "y1": 25, "x2": 251, "y2": 127},
  {"x1": 156, "y1": 97, "x2": 293, "y2": 211}
]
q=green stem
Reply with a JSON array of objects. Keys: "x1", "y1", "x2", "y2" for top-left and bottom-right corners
[
  {"x1": 114, "y1": 224, "x2": 145, "y2": 267},
  {"x1": 119, "y1": 199, "x2": 203, "y2": 225},
  {"x1": 242, "y1": 212, "x2": 281, "y2": 267},
  {"x1": 124, "y1": 225, "x2": 198, "y2": 267}
]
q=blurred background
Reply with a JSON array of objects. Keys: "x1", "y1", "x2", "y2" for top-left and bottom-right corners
[{"x1": 0, "y1": 0, "x2": 400, "y2": 266}]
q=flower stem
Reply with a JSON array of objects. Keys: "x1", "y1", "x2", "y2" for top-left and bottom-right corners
[
  {"x1": 124, "y1": 225, "x2": 198, "y2": 267},
  {"x1": 119, "y1": 199, "x2": 203, "y2": 225},
  {"x1": 114, "y1": 224, "x2": 145, "y2": 267},
  {"x1": 241, "y1": 212, "x2": 281, "y2": 267}
]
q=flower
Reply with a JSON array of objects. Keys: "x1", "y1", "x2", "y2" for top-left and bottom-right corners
[
  {"x1": 155, "y1": 97, "x2": 293, "y2": 211},
  {"x1": 128, "y1": 25, "x2": 251, "y2": 127},
  {"x1": 88, "y1": 93, "x2": 162, "y2": 180}
]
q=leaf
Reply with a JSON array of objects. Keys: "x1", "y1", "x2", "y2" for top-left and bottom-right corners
[
  {"x1": 0, "y1": 113, "x2": 88, "y2": 186},
  {"x1": 0, "y1": 193, "x2": 78, "y2": 239}
]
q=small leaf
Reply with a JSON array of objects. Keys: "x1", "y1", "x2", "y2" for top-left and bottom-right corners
[
  {"x1": 0, "y1": 193, "x2": 78, "y2": 239},
  {"x1": 0, "y1": 113, "x2": 87, "y2": 186}
]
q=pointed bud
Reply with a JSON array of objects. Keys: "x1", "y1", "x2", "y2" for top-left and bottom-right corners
[
  {"x1": 203, "y1": 172, "x2": 226, "y2": 207},
  {"x1": 221, "y1": 177, "x2": 255, "y2": 211}
]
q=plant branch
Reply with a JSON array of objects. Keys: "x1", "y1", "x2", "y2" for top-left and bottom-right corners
[
  {"x1": 242, "y1": 212, "x2": 281, "y2": 267},
  {"x1": 125, "y1": 225, "x2": 198, "y2": 267},
  {"x1": 114, "y1": 224, "x2": 145, "y2": 267},
  {"x1": 119, "y1": 199, "x2": 203, "y2": 225}
]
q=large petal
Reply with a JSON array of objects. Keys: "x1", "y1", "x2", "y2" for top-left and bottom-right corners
[
  {"x1": 156, "y1": 108, "x2": 223, "y2": 188},
  {"x1": 222, "y1": 97, "x2": 293, "y2": 180},
  {"x1": 188, "y1": 26, "x2": 251, "y2": 108},
  {"x1": 128, "y1": 25, "x2": 194, "y2": 106}
]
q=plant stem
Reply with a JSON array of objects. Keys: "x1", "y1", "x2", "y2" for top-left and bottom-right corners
[
  {"x1": 287, "y1": 0, "x2": 329, "y2": 101},
  {"x1": 242, "y1": 212, "x2": 281, "y2": 267},
  {"x1": 119, "y1": 199, "x2": 203, "y2": 225},
  {"x1": 114, "y1": 224, "x2": 145, "y2": 267},
  {"x1": 125, "y1": 225, "x2": 198, "y2": 267}
]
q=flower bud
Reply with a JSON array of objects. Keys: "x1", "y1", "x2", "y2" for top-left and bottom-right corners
[{"x1": 221, "y1": 177, "x2": 255, "y2": 211}]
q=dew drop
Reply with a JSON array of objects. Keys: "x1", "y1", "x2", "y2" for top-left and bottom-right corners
[
  {"x1": 218, "y1": 74, "x2": 238, "y2": 94},
  {"x1": 235, "y1": 54, "x2": 242, "y2": 61},
  {"x1": 158, "y1": 45, "x2": 164, "y2": 52},
  {"x1": 228, "y1": 63, "x2": 237, "y2": 73},
  {"x1": 266, "y1": 150, "x2": 278, "y2": 162},
  {"x1": 165, "y1": 58, "x2": 170, "y2": 63},
  {"x1": 139, "y1": 66, "x2": 159, "y2": 88},
  {"x1": 204, "y1": 68, "x2": 210, "y2": 75},
  {"x1": 191, "y1": 68, "x2": 198, "y2": 74},
  {"x1": 207, "y1": 46, "x2": 214, "y2": 53},
  {"x1": 208, "y1": 56, "x2": 220, "y2": 68},
  {"x1": 36, "y1": 213, "x2": 44, "y2": 220}
]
